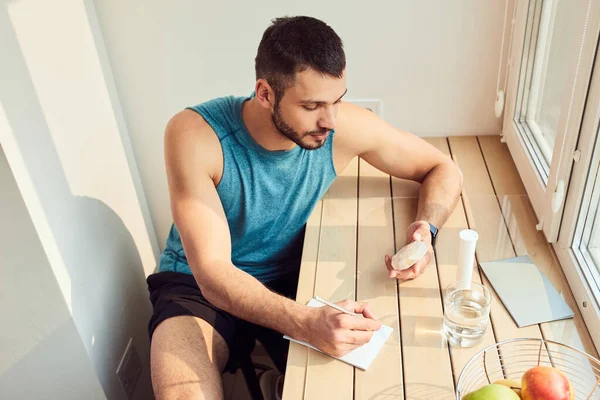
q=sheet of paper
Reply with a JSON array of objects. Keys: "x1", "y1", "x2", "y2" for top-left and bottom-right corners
[
  {"x1": 480, "y1": 255, "x2": 573, "y2": 327},
  {"x1": 283, "y1": 298, "x2": 393, "y2": 370}
]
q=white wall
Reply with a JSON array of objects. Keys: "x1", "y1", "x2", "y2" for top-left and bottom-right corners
[
  {"x1": 0, "y1": 0, "x2": 159, "y2": 398},
  {"x1": 93, "y1": 0, "x2": 513, "y2": 248},
  {"x1": 0, "y1": 145, "x2": 106, "y2": 400}
]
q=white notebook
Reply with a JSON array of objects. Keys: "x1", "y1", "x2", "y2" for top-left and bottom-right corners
[{"x1": 283, "y1": 298, "x2": 393, "y2": 370}]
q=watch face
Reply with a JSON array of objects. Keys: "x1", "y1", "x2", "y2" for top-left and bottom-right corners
[
  {"x1": 429, "y1": 224, "x2": 438, "y2": 245},
  {"x1": 429, "y1": 224, "x2": 438, "y2": 237}
]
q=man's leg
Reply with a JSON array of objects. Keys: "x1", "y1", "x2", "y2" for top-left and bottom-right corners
[
  {"x1": 150, "y1": 315, "x2": 229, "y2": 400},
  {"x1": 146, "y1": 272, "x2": 239, "y2": 400}
]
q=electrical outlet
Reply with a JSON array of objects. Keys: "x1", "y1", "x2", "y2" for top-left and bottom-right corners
[
  {"x1": 116, "y1": 338, "x2": 141, "y2": 399},
  {"x1": 347, "y1": 99, "x2": 383, "y2": 117}
]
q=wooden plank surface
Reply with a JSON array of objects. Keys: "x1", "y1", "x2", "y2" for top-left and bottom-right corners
[
  {"x1": 449, "y1": 137, "x2": 544, "y2": 379},
  {"x1": 302, "y1": 157, "x2": 359, "y2": 400},
  {"x1": 436, "y1": 198, "x2": 502, "y2": 384},
  {"x1": 284, "y1": 135, "x2": 598, "y2": 400},
  {"x1": 448, "y1": 137, "x2": 543, "y2": 336},
  {"x1": 392, "y1": 138, "x2": 455, "y2": 399},
  {"x1": 355, "y1": 158, "x2": 403, "y2": 400},
  {"x1": 429, "y1": 137, "x2": 503, "y2": 384}
]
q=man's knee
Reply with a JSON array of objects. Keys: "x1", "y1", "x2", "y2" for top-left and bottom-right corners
[
  {"x1": 150, "y1": 316, "x2": 230, "y2": 399},
  {"x1": 154, "y1": 385, "x2": 206, "y2": 400}
]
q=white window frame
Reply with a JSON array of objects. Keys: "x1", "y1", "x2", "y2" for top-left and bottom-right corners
[
  {"x1": 553, "y1": 53, "x2": 600, "y2": 349},
  {"x1": 503, "y1": 0, "x2": 600, "y2": 243},
  {"x1": 502, "y1": 0, "x2": 600, "y2": 350}
]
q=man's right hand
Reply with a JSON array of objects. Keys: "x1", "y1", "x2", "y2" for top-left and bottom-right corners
[{"x1": 301, "y1": 299, "x2": 382, "y2": 357}]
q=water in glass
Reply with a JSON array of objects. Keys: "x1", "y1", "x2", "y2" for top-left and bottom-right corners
[{"x1": 443, "y1": 283, "x2": 491, "y2": 348}]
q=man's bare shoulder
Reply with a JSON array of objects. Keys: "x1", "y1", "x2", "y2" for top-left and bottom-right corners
[
  {"x1": 165, "y1": 109, "x2": 218, "y2": 144},
  {"x1": 164, "y1": 109, "x2": 223, "y2": 182},
  {"x1": 334, "y1": 101, "x2": 385, "y2": 155}
]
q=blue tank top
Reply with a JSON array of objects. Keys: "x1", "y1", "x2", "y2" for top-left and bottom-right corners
[{"x1": 159, "y1": 95, "x2": 337, "y2": 283}]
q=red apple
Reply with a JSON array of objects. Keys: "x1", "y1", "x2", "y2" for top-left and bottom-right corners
[{"x1": 521, "y1": 366, "x2": 574, "y2": 400}]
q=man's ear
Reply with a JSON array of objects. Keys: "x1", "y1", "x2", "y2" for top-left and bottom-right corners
[{"x1": 254, "y1": 79, "x2": 277, "y2": 110}]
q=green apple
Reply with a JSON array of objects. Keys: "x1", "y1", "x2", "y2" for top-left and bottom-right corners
[
  {"x1": 463, "y1": 383, "x2": 521, "y2": 400},
  {"x1": 493, "y1": 379, "x2": 522, "y2": 397}
]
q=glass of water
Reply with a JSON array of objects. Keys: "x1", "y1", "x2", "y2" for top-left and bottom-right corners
[{"x1": 443, "y1": 281, "x2": 492, "y2": 348}]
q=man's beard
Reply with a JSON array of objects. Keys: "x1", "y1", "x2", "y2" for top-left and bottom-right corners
[{"x1": 272, "y1": 103, "x2": 330, "y2": 150}]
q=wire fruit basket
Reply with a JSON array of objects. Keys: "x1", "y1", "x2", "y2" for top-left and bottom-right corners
[{"x1": 456, "y1": 338, "x2": 600, "y2": 399}]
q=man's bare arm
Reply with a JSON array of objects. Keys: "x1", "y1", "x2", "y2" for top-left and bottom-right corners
[
  {"x1": 337, "y1": 102, "x2": 462, "y2": 229},
  {"x1": 413, "y1": 161, "x2": 462, "y2": 228},
  {"x1": 336, "y1": 103, "x2": 463, "y2": 280},
  {"x1": 164, "y1": 111, "x2": 381, "y2": 355},
  {"x1": 165, "y1": 111, "x2": 308, "y2": 335}
]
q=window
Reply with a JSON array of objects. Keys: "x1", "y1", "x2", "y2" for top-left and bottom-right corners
[
  {"x1": 503, "y1": 0, "x2": 600, "y2": 350},
  {"x1": 573, "y1": 124, "x2": 600, "y2": 302},
  {"x1": 520, "y1": 0, "x2": 581, "y2": 173},
  {"x1": 504, "y1": 0, "x2": 599, "y2": 241}
]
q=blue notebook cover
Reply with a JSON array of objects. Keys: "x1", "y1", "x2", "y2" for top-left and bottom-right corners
[{"x1": 480, "y1": 255, "x2": 574, "y2": 327}]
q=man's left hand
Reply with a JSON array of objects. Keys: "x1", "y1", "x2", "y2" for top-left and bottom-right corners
[{"x1": 384, "y1": 220, "x2": 433, "y2": 281}]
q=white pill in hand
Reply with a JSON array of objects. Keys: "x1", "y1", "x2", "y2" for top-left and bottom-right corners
[{"x1": 391, "y1": 241, "x2": 428, "y2": 271}]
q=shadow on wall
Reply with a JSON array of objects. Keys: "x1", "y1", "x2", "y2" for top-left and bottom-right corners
[
  {"x1": 0, "y1": 2, "x2": 154, "y2": 399},
  {"x1": 0, "y1": 145, "x2": 108, "y2": 400}
]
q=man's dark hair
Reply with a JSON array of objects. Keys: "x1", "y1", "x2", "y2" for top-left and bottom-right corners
[{"x1": 255, "y1": 16, "x2": 346, "y2": 102}]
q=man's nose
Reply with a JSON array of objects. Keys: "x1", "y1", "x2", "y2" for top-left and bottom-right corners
[{"x1": 318, "y1": 105, "x2": 337, "y2": 131}]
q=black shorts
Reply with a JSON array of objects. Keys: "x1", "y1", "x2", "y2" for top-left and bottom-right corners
[{"x1": 146, "y1": 270, "x2": 299, "y2": 374}]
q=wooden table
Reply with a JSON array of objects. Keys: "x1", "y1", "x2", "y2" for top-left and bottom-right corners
[{"x1": 281, "y1": 137, "x2": 598, "y2": 400}]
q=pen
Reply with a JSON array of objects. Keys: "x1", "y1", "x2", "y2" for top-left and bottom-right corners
[{"x1": 314, "y1": 296, "x2": 362, "y2": 318}]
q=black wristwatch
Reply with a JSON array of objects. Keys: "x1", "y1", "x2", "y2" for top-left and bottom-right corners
[{"x1": 428, "y1": 223, "x2": 439, "y2": 248}]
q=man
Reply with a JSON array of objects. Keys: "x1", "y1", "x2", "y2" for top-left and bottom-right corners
[{"x1": 147, "y1": 15, "x2": 462, "y2": 400}]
